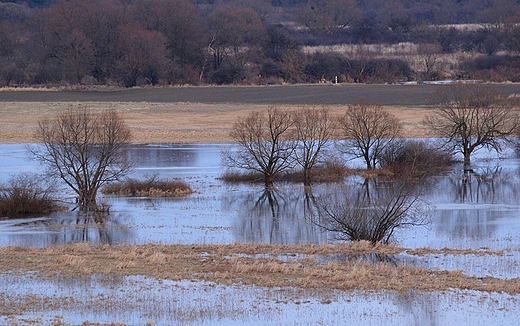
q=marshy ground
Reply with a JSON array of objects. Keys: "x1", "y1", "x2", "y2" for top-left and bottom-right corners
[{"x1": 1, "y1": 84, "x2": 519, "y2": 325}]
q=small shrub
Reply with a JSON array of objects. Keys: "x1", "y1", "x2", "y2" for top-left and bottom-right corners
[
  {"x1": 220, "y1": 170, "x2": 265, "y2": 184},
  {"x1": 285, "y1": 159, "x2": 349, "y2": 183},
  {"x1": 102, "y1": 175, "x2": 193, "y2": 197},
  {"x1": 379, "y1": 140, "x2": 455, "y2": 176},
  {"x1": 0, "y1": 173, "x2": 63, "y2": 218},
  {"x1": 222, "y1": 159, "x2": 349, "y2": 184}
]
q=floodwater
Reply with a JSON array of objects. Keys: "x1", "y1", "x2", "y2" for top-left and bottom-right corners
[{"x1": 1, "y1": 143, "x2": 520, "y2": 325}]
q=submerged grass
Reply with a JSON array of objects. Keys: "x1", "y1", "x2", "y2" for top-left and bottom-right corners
[{"x1": 0, "y1": 242, "x2": 518, "y2": 294}]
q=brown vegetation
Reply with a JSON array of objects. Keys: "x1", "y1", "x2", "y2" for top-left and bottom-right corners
[
  {"x1": 221, "y1": 160, "x2": 349, "y2": 184},
  {"x1": 0, "y1": 173, "x2": 64, "y2": 218},
  {"x1": 2, "y1": 0, "x2": 520, "y2": 86},
  {"x1": 102, "y1": 175, "x2": 193, "y2": 197},
  {"x1": 0, "y1": 242, "x2": 518, "y2": 294},
  {"x1": 379, "y1": 139, "x2": 456, "y2": 177}
]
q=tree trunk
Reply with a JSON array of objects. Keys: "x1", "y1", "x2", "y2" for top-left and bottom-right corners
[
  {"x1": 303, "y1": 168, "x2": 311, "y2": 187},
  {"x1": 364, "y1": 153, "x2": 372, "y2": 169},
  {"x1": 78, "y1": 190, "x2": 98, "y2": 212},
  {"x1": 463, "y1": 150, "x2": 472, "y2": 171},
  {"x1": 264, "y1": 173, "x2": 275, "y2": 190}
]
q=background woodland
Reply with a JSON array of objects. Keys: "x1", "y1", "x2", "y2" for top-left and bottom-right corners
[{"x1": 1, "y1": 0, "x2": 520, "y2": 86}]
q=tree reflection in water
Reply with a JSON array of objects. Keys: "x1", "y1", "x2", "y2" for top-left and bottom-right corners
[
  {"x1": 419, "y1": 163, "x2": 520, "y2": 242},
  {"x1": 232, "y1": 187, "x2": 327, "y2": 244},
  {"x1": 447, "y1": 166, "x2": 518, "y2": 204},
  {"x1": 45, "y1": 211, "x2": 130, "y2": 245},
  {"x1": 314, "y1": 179, "x2": 429, "y2": 245}
]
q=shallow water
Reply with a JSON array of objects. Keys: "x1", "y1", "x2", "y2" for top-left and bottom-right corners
[
  {"x1": 1, "y1": 271, "x2": 519, "y2": 326},
  {"x1": 1, "y1": 143, "x2": 520, "y2": 251},
  {"x1": 2, "y1": 143, "x2": 520, "y2": 324}
]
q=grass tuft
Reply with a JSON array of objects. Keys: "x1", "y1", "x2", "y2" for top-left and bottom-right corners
[
  {"x1": 102, "y1": 175, "x2": 193, "y2": 197},
  {"x1": 221, "y1": 160, "x2": 349, "y2": 184}
]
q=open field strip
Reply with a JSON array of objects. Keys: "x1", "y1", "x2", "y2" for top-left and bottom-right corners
[{"x1": 0, "y1": 101, "x2": 432, "y2": 144}]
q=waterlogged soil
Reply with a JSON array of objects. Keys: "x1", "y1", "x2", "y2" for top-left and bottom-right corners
[
  {"x1": 1, "y1": 243, "x2": 520, "y2": 325},
  {"x1": 3, "y1": 273, "x2": 518, "y2": 326},
  {"x1": 2, "y1": 85, "x2": 520, "y2": 325},
  {"x1": 1, "y1": 243, "x2": 518, "y2": 294}
]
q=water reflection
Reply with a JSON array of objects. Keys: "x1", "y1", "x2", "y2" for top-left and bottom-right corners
[
  {"x1": 1, "y1": 144, "x2": 520, "y2": 249},
  {"x1": 1, "y1": 211, "x2": 133, "y2": 247},
  {"x1": 228, "y1": 186, "x2": 327, "y2": 244},
  {"x1": 127, "y1": 144, "x2": 200, "y2": 168},
  {"x1": 314, "y1": 178, "x2": 430, "y2": 244},
  {"x1": 2, "y1": 272, "x2": 519, "y2": 325},
  {"x1": 446, "y1": 166, "x2": 519, "y2": 204}
]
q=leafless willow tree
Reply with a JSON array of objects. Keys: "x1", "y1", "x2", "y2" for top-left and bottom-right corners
[
  {"x1": 425, "y1": 85, "x2": 520, "y2": 166},
  {"x1": 316, "y1": 181, "x2": 427, "y2": 245},
  {"x1": 224, "y1": 106, "x2": 296, "y2": 189},
  {"x1": 32, "y1": 109, "x2": 132, "y2": 211},
  {"x1": 293, "y1": 106, "x2": 336, "y2": 187},
  {"x1": 339, "y1": 102, "x2": 402, "y2": 169}
]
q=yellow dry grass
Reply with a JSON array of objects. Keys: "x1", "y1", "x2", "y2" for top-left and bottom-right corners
[
  {"x1": 0, "y1": 243, "x2": 518, "y2": 294},
  {"x1": 0, "y1": 102, "x2": 432, "y2": 144}
]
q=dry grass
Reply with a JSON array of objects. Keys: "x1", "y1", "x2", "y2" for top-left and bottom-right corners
[
  {"x1": 102, "y1": 176, "x2": 193, "y2": 197},
  {"x1": 0, "y1": 101, "x2": 432, "y2": 144},
  {"x1": 1, "y1": 242, "x2": 519, "y2": 294}
]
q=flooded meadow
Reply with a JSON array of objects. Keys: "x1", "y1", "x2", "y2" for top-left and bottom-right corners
[{"x1": 1, "y1": 143, "x2": 520, "y2": 325}]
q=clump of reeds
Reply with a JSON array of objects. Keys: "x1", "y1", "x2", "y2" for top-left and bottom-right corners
[
  {"x1": 220, "y1": 171, "x2": 265, "y2": 183},
  {"x1": 221, "y1": 159, "x2": 349, "y2": 184},
  {"x1": 102, "y1": 174, "x2": 193, "y2": 197},
  {"x1": 0, "y1": 173, "x2": 64, "y2": 219},
  {"x1": 303, "y1": 160, "x2": 350, "y2": 183}
]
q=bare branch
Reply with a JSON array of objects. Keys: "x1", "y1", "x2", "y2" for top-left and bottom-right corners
[
  {"x1": 424, "y1": 84, "x2": 520, "y2": 165},
  {"x1": 293, "y1": 106, "x2": 337, "y2": 186},
  {"x1": 31, "y1": 108, "x2": 132, "y2": 211},
  {"x1": 224, "y1": 106, "x2": 296, "y2": 189},
  {"x1": 339, "y1": 102, "x2": 402, "y2": 169}
]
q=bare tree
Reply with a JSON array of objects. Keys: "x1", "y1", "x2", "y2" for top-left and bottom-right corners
[
  {"x1": 297, "y1": 0, "x2": 360, "y2": 36},
  {"x1": 224, "y1": 106, "x2": 295, "y2": 189},
  {"x1": 293, "y1": 106, "x2": 336, "y2": 187},
  {"x1": 339, "y1": 102, "x2": 402, "y2": 169},
  {"x1": 425, "y1": 85, "x2": 519, "y2": 166},
  {"x1": 417, "y1": 42, "x2": 443, "y2": 81},
  {"x1": 316, "y1": 181, "x2": 426, "y2": 245},
  {"x1": 32, "y1": 108, "x2": 132, "y2": 211}
]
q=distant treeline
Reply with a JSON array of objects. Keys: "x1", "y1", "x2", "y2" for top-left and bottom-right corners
[{"x1": 1, "y1": 0, "x2": 520, "y2": 86}]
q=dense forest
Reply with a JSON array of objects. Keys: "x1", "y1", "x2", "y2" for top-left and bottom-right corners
[{"x1": 1, "y1": 0, "x2": 520, "y2": 86}]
